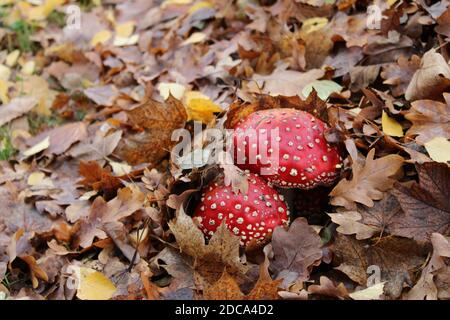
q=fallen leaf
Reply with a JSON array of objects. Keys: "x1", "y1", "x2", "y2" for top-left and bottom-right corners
[
  {"x1": 115, "y1": 95, "x2": 187, "y2": 165},
  {"x1": 392, "y1": 162, "x2": 450, "y2": 241},
  {"x1": 406, "y1": 233, "x2": 450, "y2": 300},
  {"x1": 302, "y1": 80, "x2": 342, "y2": 100},
  {"x1": 27, "y1": 122, "x2": 88, "y2": 156},
  {"x1": 307, "y1": 276, "x2": 350, "y2": 300},
  {"x1": 23, "y1": 136, "x2": 50, "y2": 157},
  {"x1": 405, "y1": 50, "x2": 450, "y2": 101},
  {"x1": 0, "y1": 97, "x2": 37, "y2": 127},
  {"x1": 269, "y1": 218, "x2": 323, "y2": 288},
  {"x1": 90, "y1": 30, "x2": 112, "y2": 46},
  {"x1": 251, "y1": 64, "x2": 324, "y2": 97},
  {"x1": 185, "y1": 91, "x2": 222, "y2": 124},
  {"x1": 381, "y1": 55, "x2": 421, "y2": 97},
  {"x1": 158, "y1": 82, "x2": 186, "y2": 100},
  {"x1": 349, "y1": 282, "x2": 386, "y2": 300},
  {"x1": 381, "y1": 111, "x2": 403, "y2": 137},
  {"x1": 405, "y1": 93, "x2": 450, "y2": 144},
  {"x1": 75, "y1": 267, "x2": 117, "y2": 300},
  {"x1": 84, "y1": 85, "x2": 119, "y2": 107},
  {"x1": 424, "y1": 137, "x2": 450, "y2": 163},
  {"x1": 330, "y1": 149, "x2": 404, "y2": 209},
  {"x1": 332, "y1": 234, "x2": 429, "y2": 299}
]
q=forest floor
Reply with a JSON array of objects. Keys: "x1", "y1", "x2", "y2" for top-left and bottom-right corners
[{"x1": 0, "y1": 0, "x2": 449, "y2": 300}]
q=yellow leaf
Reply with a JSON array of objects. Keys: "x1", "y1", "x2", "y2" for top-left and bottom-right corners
[
  {"x1": 301, "y1": 17, "x2": 328, "y2": 34},
  {"x1": 188, "y1": 1, "x2": 212, "y2": 14},
  {"x1": 185, "y1": 91, "x2": 222, "y2": 124},
  {"x1": 21, "y1": 61, "x2": 35, "y2": 75},
  {"x1": 113, "y1": 34, "x2": 139, "y2": 46},
  {"x1": 115, "y1": 21, "x2": 135, "y2": 38},
  {"x1": 76, "y1": 267, "x2": 117, "y2": 300},
  {"x1": 27, "y1": 171, "x2": 45, "y2": 186},
  {"x1": 382, "y1": 111, "x2": 403, "y2": 137},
  {"x1": 91, "y1": 30, "x2": 112, "y2": 46},
  {"x1": 0, "y1": 79, "x2": 10, "y2": 104},
  {"x1": 182, "y1": 32, "x2": 207, "y2": 45},
  {"x1": 6, "y1": 50, "x2": 20, "y2": 67},
  {"x1": 158, "y1": 82, "x2": 186, "y2": 100},
  {"x1": 20, "y1": 0, "x2": 63, "y2": 21},
  {"x1": 424, "y1": 137, "x2": 450, "y2": 164},
  {"x1": 23, "y1": 136, "x2": 50, "y2": 157},
  {"x1": 0, "y1": 0, "x2": 14, "y2": 5},
  {"x1": 0, "y1": 64, "x2": 11, "y2": 81},
  {"x1": 387, "y1": 0, "x2": 398, "y2": 7}
]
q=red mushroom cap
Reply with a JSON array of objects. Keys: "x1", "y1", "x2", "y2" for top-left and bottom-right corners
[
  {"x1": 193, "y1": 173, "x2": 289, "y2": 246},
  {"x1": 233, "y1": 108, "x2": 342, "y2": 189}
]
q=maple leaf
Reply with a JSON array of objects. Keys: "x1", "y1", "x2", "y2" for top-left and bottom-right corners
[
  {"x1": 330, "y1": 149, "x2": 404, "y2": 209},
  {"x1": 329, "y1": 192, "x2": 404, "y2": 240},
  {"x1": 404, "y1": 93, "x2": 450, "y2": 145},
  {"x1": 168, "y1": 208, "x2": 249, "y2": 287},
  {"x1": 392, "y1": 162, "x2": 450, "y2": 241},
  {"x1": 203, "y1": 260, "x2": 282, "y2": 300},
  {"x1": 115, "y1": 95, "x2": 187, "y2": 165},
  {"x1": 405, "y1": 50, "x2": 450, "y2": 101},
  {"x1": 381, "y1": 55, "x2": 421, "y2": 97},
  {"x1": 332, "y1": 234, "x2": 429, "y2": 299},
  {"x1": 406, "y1": 233, "x2": 450, "y2": 300},
  {"x1": 78, "y1": 161, "x2": 122, "y2": 199},
  {"x1": 269, "y1": 218, "x2": 323, "y2": 288}
]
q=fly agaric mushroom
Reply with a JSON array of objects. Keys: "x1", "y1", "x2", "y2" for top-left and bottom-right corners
[
  {"x1": 233, "y1": 108, "x2": 342, "y2": 189},
  {"x1": 193, "y1": 173, "x2": 289, "y2": 246}
]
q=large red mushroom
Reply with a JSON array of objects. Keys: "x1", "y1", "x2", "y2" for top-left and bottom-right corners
[{"x1": 233, "y1": 108, "x2": 342, "y2": 189}]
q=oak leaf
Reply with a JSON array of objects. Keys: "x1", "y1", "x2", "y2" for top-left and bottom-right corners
[
  {"x1": 330, "y1": 149, "x2": 404, "y2": 209},
  {"x1": 404, "y1": 93, "x2": 450, "y2": 145}
]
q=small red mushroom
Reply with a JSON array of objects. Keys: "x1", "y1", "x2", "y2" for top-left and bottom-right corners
[
  {"x1": 193, "y1": 173, "x2": 289, "y2": 246},
  {"x1": 233, "y1": 108, "x2": 342, "y2": 189}
]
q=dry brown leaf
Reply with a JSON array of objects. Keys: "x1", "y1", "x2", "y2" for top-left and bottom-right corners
[
  {"x1": 27, "y1": 122, "x2": 88, "y2": 155},
  {"x1": 404, "y1": 93, "x2": 450, "y2": 145},
  {"x1": 76, "y1": 186, "x2": 144, "y2": 248},
  {"x1": 203, "y1": 270, "x2": 244, "y2": 300},
  {"x1": 381, "y1": 55, "x2": 421, "y2": 97},
  {"x1": 307, "y1": 276, "x2": 350, "y2": 300},
  {"x1": 251, "y1": 64, "x2": 324, "y2": 97},
  {"x1": 392, "y1": 162, "x2": 450, "y2": 241},
  {"x1": 332, "y1": 234, "x2": 429, "y2": 299},
  {"x1": 330, "y1": 149, "x2": 404, "y2": 209},
  {"x1": 406, "y1": 233, "x2": 450, "y2": 300},
  {"x1": 269, "y1": 218, "x2": 323, "y2": 288},
  {"x1": 405, "y1": 50, "x2": 450, "y2": 101},
  {"x1": 168, "y1": 208, "x2": 248, "y2": 287},
  {"x1": 115, "y1": 95, "x2": 187, "y2": 165},
  {"x1": 0, "y1": 97, "x2": 37, "y2": 127}
]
